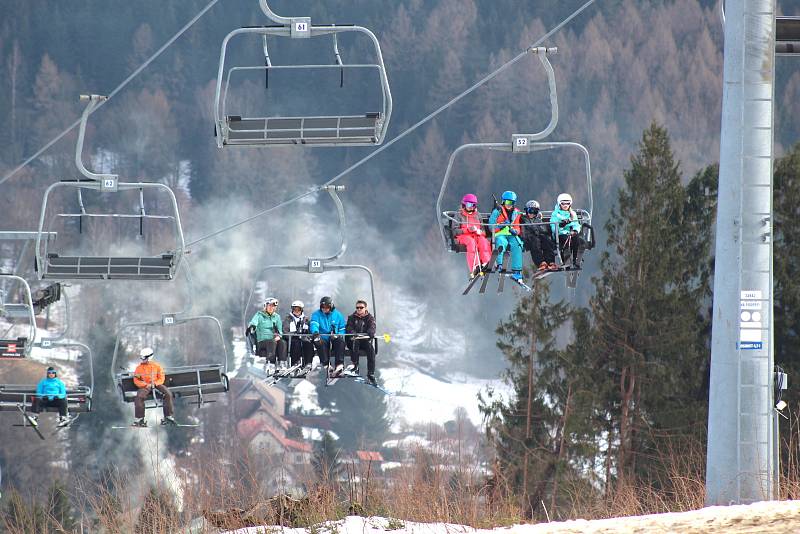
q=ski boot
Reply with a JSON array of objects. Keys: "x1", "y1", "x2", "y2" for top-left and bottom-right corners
[
  {"x1": 161, "y1": 416, "x2": 178, "y2": 426},
  {"x1": 511, "y1": 270, "x2": 523, "y2": 282},
  {"x1": 333, "y1": 363, "x2": 344, "y2": 377},
  {"x1": 367, "y1": 374, "x2": 377, "y2": 386},
  {"x1": 133, "y1": 418, "x2": 148, "y2": 427},
  {"x1": 28, "y1": 414, "x2": 39, "y2": 427},
  {"x1": 346, "y1": 363, "x2": 359, "y2": 375}
]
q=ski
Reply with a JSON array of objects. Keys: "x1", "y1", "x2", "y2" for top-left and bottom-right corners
[
  {"x1": 53, "y1": 414, "x2": 80, "y2": 433},
  {"x1": 511, "y1": 277, "x2": 532, "y2": 292},
  {"x1": 497, "y1": 270, "x2": 506, "y2": 293},
  {"x1": 264, "y1": 362, "x2": 304, "y2": 386},
  {"x1": 111, "y1": 421, "x2": 199, "y2": 430},
  {"x1": 463, "y1": 248, "x2": 500, "y2": 295},
  {"x1": 351, "y1": 376, "x2": 392, "y2": 395},
  {"x1": 16, "y1": 404, "x2": 45, "y2": 441}
]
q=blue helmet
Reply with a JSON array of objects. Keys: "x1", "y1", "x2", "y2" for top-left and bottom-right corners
[{"x1": 501, "y1": 191, "x2": 517, "y2": 203}]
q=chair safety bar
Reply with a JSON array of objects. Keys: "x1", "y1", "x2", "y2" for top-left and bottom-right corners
[
  {"x1": 214, "y1": 1, "x2": 392, "y2": 147},
  {"x1": 0, "y1": 386, "x2": 92, "y2": 413}
]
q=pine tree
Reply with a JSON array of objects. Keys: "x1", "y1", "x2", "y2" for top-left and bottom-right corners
[{"x1": 588, "y1": 122, "x2": 708, "y2": 491}]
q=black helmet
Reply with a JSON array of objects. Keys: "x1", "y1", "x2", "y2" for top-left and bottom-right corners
[
  {"x1": 320, "y1": 296, "x2": 334, "y2": 309},
  {"x1": 46, "y1": 366, "x2": 57, "y2": 376}
]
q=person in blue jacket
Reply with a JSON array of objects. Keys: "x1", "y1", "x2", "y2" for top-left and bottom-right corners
[
  {"x1": 489, "y1": 191, "x2": 525, "y2": 281},
  {"x1": 310, "y1": 296, "x2": 346, "y2": 375},
  {"x1": 550, "y1": 193, "x2": 586, "y2": 268},
  {"x1": 31, "y1": 366, "x2": 69, "y2": 424}
]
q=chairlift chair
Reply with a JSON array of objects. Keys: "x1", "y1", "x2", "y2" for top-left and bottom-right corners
[
  {"x1": 111, "y1": 314, "x2": 231, "y2": 409},
  {"x1": 0, "y1": 340, "x2": 94, "y2": 415},
  {"x1": 0, "y1": 274, "x2": 36, "y2": 359},
  {"x1": 214, "y1": 0, "x2": 392, "y2": 147},
  {"x1": 242, "y1": 185, "x2": 380, "y2": 376},
  {"x1": 34, "y1": 95, "x2": 185, "y2": 281}
]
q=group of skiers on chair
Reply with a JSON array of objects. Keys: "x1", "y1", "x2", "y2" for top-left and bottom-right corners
[
  {"x1": 454, "y1": 190, "x2": 587, "y2": 281},
  {"x1": 247, "y1": 296, "x2": 378, "y2": 385}
]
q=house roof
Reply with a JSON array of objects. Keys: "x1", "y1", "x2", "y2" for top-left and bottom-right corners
[
  {"x1": 237, "y1": 418, "x2": 312, "y2": 453},
  {"x1": 356, "y1": 450, "x2": 384, "y2": 462}
]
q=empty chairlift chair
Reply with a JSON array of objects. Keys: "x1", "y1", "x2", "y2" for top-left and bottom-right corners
[
  {"x1": 0, "y1": 274, "x2": 37, "y2": 358},
  {"x1": 34, "y1": 95, "x2": 185, "y2": 281},
  {"x1": 112, "y1": 314, "x2": 230, "y2": 409},
  {"x1": 214, "y1": 0, "x2": 392, "y2": 147}
]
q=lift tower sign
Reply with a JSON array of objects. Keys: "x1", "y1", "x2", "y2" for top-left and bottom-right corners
[{"x1": 739, "y1": 290, "x2": 764, "y2": 350}]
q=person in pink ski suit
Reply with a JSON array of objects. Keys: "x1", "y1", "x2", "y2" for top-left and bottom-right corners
[{"x1": 453, "y1": 193, "x2": 492, "y2": 276}]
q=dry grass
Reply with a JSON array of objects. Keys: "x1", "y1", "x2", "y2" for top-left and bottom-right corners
[{"x1": 7, "y1": 424, "x2": 800, "y2": 533}]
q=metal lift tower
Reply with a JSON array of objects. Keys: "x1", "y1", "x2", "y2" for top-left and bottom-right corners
[{"x1": 706, "y1": 0, "x2": 776, "y2": 504}]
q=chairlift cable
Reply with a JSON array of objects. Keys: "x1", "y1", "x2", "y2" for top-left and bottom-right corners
[
  {"x1": 184, "y1": 0, "x2": 599, "y2": 249},
  {"x1": 0, "y1": 0, "x2": 221, "y2": 187}
]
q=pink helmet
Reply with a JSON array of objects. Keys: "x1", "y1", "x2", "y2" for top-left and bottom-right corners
[{"x1": 462, "y1": 193, "x2": 478, "y2": 205}]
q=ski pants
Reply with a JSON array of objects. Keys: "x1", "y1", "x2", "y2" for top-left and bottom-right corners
[
  {"x1": 347, "y1": 338, "x2": 376, "y2": 375},
  {"x1": 32, "y1": 396, "x2": 68, "y2": 417},
  {"x1": 558, "y1": 232, "x2": 586, "y2": 265},
  {"x1": 524, "y1": 232, "x2": 557, "y2": 266},
  {"x1": 257, "y1": 338, "x2": 287, "y2": 364},
  {"x1": 314, "y1": 336, "x2": 345, "y2": 367},
  {"x1": 455, "y1": 233, "x2": 491, "y2": 272},
  {"x1": 494, "y1": 234, "x2": 523, "y2": 271},
  {"x1": 134, "y1": 385, "x2": 173, "y2": 419},
  {"x1": 286, "y1": 337, "x2": 314, "y2": 367}
]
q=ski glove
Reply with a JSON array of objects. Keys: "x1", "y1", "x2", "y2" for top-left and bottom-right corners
[
  {"x1": 510, "y1": 229, "x2": 518, "y2": 236},
  {"x1": 311, "y1": 333, "x2": 320, "y2": 342},
  {"x1": 559, "y1": 220, "x2": 569, "y2": 228}
]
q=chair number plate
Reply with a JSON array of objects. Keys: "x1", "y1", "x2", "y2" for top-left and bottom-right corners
[
  {"x1": 42, "y1": 340, "x2": 52, "y2": 348},
  {"x1": 311, "y1": 260, "x2": 321, "y2": 268},
  {"x1": 515, "y1": 138, "x2": 528, "y2": 147},
  {"x1": 101, "y1": 178, "x2": 118, "y2": 192},
  {"x1": 162, "y1": 314, "x2": 176, "y2": 326},
  {"x1": 295, "y1": 22, "x2": 308, "y2": 32}
]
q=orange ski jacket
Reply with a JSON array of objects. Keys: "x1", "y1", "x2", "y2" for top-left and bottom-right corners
[{"x1": 133, "y1": 361, "x2": 166, "y2": 388}]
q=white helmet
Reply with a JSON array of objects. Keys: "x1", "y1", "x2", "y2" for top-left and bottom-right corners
[
  {"x1": 291, "y1": 300, "x2": 304, "y2": 309},
  {"x1": 139, "y1": 347, "x2": 154, "y2": 360},
  {"x1": 264, "y1": 297, "x2": 278, "y2": 307},
  {"x1": 557, "y1": 193, "x2": 573, "y2": 206}
]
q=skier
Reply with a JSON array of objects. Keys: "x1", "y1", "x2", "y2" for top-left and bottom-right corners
[
  {"x1": 248, "y1": 297, "x2": 287, "y2": 373},
  {"x1": 345, "y1": 299, "x2": 377, "y2": 385},
  {"x1": 30, "y1": 366, "x2": 69, "y2": 425},
  {"x1": 489, "y1": 191, "x2": 525, "y2": 281},
  {"x1": 550, "y1": 193, "x2": 586, "y2": 268},
  {"x1": 310, "y1": 296, "x2": 346, "y2": 375},
  {"x1": 132, "y1": 348, "x2": 175, "y2": 427},
  {"x1": 283, "y1": 300, "x2": 314, "y2": 369},
  {"x1": 522, "y1": 200, "x2": 558, "y2": 271},
  {"x1": 453, "y1": 193, "x2": 492, "y2": 277}
]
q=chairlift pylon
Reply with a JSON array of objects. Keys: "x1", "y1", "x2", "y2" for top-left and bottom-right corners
[
  {"x1": 34, "y1": 95, "x2": 185, "y2": 281},
  {"x1": 242, "y1": 185, "x2": 380, "y2": 377},
  {"x1": 434, "y1": 48, "x2": 595, "y2": 288},
  {"x1": 214, "y1": 0, "x2": 392, "y2": 147}
]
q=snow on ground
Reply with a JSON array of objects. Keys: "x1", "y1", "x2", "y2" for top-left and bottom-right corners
[{"x1": 223, "y1": 500, "x2": 800, "y2": 534}]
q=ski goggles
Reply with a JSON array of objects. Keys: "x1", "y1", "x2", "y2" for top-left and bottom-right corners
[
  {"x1": 559, "y1": 201, "x2": 572, "y2": 207},
  {"x1": 463, "y1": 202, "x2": 476, "y2": 208},
  {"x1": 503, "y1": 200, "x2": 515, "y2": 207},
  {"x1": 526, "y1": 207, "x2": 540, "y2": 215}
]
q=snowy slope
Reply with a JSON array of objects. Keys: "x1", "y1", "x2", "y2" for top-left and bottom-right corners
[{"x1": 224, "y1": 500, "x2": 800, "y2": 534}]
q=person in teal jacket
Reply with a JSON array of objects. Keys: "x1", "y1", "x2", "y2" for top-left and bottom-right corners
[
  {"x1": 248, "y1": 298, "x2": 287, "y2": 371},
  {"x1": 550, "y1": 193, "x2": 586, "y2": 268},
  {"x1": 310, "y1": 296, "x2": 346, "y2": 373},
  {"x1": 31, "y1": 366, "x2": 69, "y2": 423},
  {"x1": 488, "y1": 191, "x2": 525, "y2": 281}
]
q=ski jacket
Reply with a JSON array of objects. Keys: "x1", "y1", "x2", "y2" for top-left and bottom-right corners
[
  {"x1": 133, "y1": 361, "x2": 166, "y2": 388},
  {"x1": 249, "y1": 310, "x2": 283, "y2": 342},
  {"x1": 310, "y1": 308, "x2": 346, "y2": 340},
  {"x1": 283, "y1": 313, "x2": 311, "y2": 336},
  {"x1": 346, "y1": 311, "x2": 376, "y2": 338},
  {"x1": 522, "y1": 213, "x2": 551, "y2": 242},
  {"x1": 453, "y1": 209, "x2": 485, "y2": 237},
  {"x1": 36, "y1": 376, "x2": 66, "y2": 400},
  {"x1": 489, "y1": 206, "x2": 523, "y2": 238},
  {"x1": 550, "y1": 205, "x2": 582, "y2": 240}
]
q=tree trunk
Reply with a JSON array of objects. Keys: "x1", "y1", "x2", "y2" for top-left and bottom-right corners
[{"x1": 617, "y1": 365, "x2": 636, "y2": 493}]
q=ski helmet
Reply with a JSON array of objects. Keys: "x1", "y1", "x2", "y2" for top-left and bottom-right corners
[
  {"x1": 501, "y1": 191, "x2": 517, "y2": 206},
  {"x1": 291, "y1": 300, "x2": 304, "y2": 309},
  {"x1": 320, "y1": 296, "x2": 334, "y2": 309},
  {"x1": 46, "y1": 366, "x2": 57, "y2": 376},
  {"x1": 264, "y1": 297, "x2": 278, "y2": 308},
  {"x1": 139, "y1": 347, "x2": 154, "y2": 360},
  {"x1": 557, "y1": 193, "x2": 573, "y2": 207},
  {"x1": 525, "y1": 200, "x2": 540, "y2": 214},
  {"x1": 461, "y1": 193, "x2": 478, "y2": 207}
]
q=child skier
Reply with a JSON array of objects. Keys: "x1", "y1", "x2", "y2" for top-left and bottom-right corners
[
  {"x1": 453, "y1": 193, "x2": 492, "y2": 277},
  {"x1": 522, "y1": 200, "x2": 558, "y2": 271},
  {"x1": 550, "y1": 193, "x2": 586, "y2": 268},
  {"x1": 489, "y1": 191, "x2": 525, "y2": 281}
]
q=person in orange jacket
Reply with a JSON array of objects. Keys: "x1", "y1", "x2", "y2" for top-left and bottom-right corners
[{"x1": 132, "y1": 347, "x2": 175, "y2": 427}]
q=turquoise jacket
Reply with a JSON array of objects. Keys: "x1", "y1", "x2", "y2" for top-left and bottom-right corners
[
  {"x1": 550, "y1": 205, "x2": 582, "y2": 240},
  {"x1": 36, "y1": 377, "x2": 67, "y2": 400},
  {"x1": 249, "y1": 310, "x2": 283, "y2": 342}
]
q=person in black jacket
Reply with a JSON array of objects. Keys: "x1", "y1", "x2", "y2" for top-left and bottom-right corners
[
  {"x1": 521, "y1": 200, "x2": 558, "y2": 271},
  {"x1": 345, "y1": 299, "x2": 377, "y2": 384},
  {"x1": 283, "y1": 300, "x2": 315, "y2": 369}
]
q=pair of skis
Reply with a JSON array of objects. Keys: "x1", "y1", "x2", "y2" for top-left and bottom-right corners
[
  {"x1": 463, "y1": 248, "x2": 532, "y2": 294},
  {"x1": 111, "y1": 419, "x2": 198, "y2": 430},
  {"x1": 264, "y1": 362, "x2": 305, "y2": 386},
  {"x1": 15, "y1": 404, "x2": 78, "y2": 440}
]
